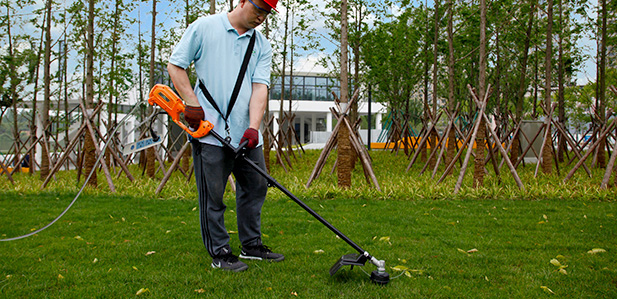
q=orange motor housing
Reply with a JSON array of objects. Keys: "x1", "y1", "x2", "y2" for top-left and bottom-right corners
[{"x1": 148, "y1": 84, "x2": 213, "y2": 139}]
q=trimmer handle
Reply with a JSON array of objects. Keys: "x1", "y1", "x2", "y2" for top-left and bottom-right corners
[{"x1": 148, "y1": 84, "x2": 213, "y2": 138}]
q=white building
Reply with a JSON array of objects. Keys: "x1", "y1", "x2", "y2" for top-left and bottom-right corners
[{"x1": 267, "y1": 72, "x2": 387, "y2": 146}]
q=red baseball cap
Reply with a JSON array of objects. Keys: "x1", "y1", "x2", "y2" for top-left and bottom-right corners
[{"x1": 262, "y1": 0, "x2": 278, "y2": 12}]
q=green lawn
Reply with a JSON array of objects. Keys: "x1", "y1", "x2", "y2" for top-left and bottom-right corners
[{"x1": 1, "y1": 150, "x2": 616, "y2": 298}]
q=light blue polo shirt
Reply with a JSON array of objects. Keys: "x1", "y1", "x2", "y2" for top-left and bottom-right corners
[{"x1": 169, "y1": 12, "x2": 272, "y2": 147}]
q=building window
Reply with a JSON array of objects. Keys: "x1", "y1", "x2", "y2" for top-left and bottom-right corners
[{"x1": 270, "y1": 74, "x2": 340, "y2": 101}]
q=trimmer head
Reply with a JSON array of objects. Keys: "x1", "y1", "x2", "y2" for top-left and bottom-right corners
[
  {"x1": 329, "y1": 253, "x2": 368, "y2": 276},
  {"x1": 330, "y1": 253, "x2": 390, "y2": 285}
]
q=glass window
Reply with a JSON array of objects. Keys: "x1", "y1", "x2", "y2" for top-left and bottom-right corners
[
  {"x1": 304, "y1": 86, "x2": 315, "y2": 101},
  {"x1": 272, "y1": 76, "x2": 282, "y2": 85},
  {"x1": 316, "y1": 77, "x2": 328, "y2": 86},
  {"x1": 291, "y1": 86, "x2": 302, "y2": 100},
  {"x1": 328, "y1": 77, "x2": 340, "y2": 87},
  {"x1": 316, "y1": 87, "x2": 328, "y2": 101},
  {"x1": 304, "y1": 76, "x2": 316, "y2": 86},
  {"x1": 293, "y1": 76, "x2": 304, "y2": 86},
  {"x1": 270, "y1": 85, "x2": 281, "y2": 100}
]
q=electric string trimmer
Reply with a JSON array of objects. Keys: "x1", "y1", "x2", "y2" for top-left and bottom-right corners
[{"x1": 148, "y1": 84, "x2": 390, "y2": 285}]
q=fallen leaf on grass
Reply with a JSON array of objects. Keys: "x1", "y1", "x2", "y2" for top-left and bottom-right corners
[
  {"x1": 132, "y1": 266, "x2": 138, "y2": 271},
  {"x1": 192, "y1": 207, "x2": 197, "y2": 211},
  {"x1": 291, "y1": 291, "x2": 298, "y2": 296},
  {"x1": 587, "y1": 248, "x2": 606, "y2": 254},
  {"x1": 136, "y1": 288, "x2": 149, "y2": 295},
  {"x1": 227, "y1": 230, "x2": 237, "y2": 234},
  {"x1": 74, "y1": 236, "x2": 83, "y2": 241},
  {"x1": 194, "y1": 289, "x2": 205, "y2": 293},
  {"x1": 550, "y1": 259, "x2": 561, "y2": 267},
  {"x1": 6, "y1": 275, "x2": 12, "y2": 279},
  {"x1": 540, "y1": 286, "x2": 555, "y2": 294},
  {"x1": 379, "y1": 236, "x2": 390, "y2": 242},
  {"x1": 457, "y1": 248, "x2": 470, "y2": 255},
  {"x1": 313, "y1": 249, "x2": 324, "y2": 254},
  {"x1": 559, "y1": 268, "x2": 568, "y2": 275},
  {"x1": 467, "y1": 248, "x2": 479, "y2": 254},
  {"x1": 145, "y1": 251, "x2": 156, "y2": 256},
  {"x1": 93, "y1": 258, "x2": 98, "y2": 264},
  {"x1": 391, "y1": 265, "x2": 409, "y2": 271},
  {"x1": 58, "y1": 274, "x2": 64, "y2": 279}
]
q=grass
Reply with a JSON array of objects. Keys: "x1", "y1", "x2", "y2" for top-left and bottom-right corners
[{"x1": 1, "y1": 149, "x2": 616, "y2": 298}]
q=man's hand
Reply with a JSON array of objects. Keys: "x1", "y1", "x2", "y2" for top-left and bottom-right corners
[
  {"x1": 184, "y1": 105, "x2": 204, "y2": 130},
  {"x1": 241, "y1": 128, "x2": 259, "y2": 149}
]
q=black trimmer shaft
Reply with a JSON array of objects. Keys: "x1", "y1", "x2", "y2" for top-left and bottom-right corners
[{"x1": 209, "y1": 130, "x2": 389, "y2": 284}]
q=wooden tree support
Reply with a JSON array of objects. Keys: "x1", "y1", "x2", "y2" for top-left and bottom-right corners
[
  {"x1": 406, "y1": 111, "x2": 444, "y2": 171},
  {"x1": 263, "y1": 115, "x2": 290, "y2": 173},
  {"x1": 41, "y1": 103, "x2": 103, "y2": 189},
  {"x1": 155, "y1": 141, "x2": 190, "y2": 195},
  {"x1": 425, "y1": 104, "x2": 460, "y2": 178},
  {"x1": 284, "y1": 111, "x2": 306, "y2": 155},
  {"x1": 306, "y1": 89, "x2": 380, "y2": 191},
  {"x1": 1, "y1": 120, "x2": 55, "y2": 183},
  {"x1": 306, "y1": 91, "x2": 358, "y2": 188},
  {"x1": 452, "y1": 84, "x2": 524, "y2": 193},
  {"x1": 564, "y1": 115, "x2": 617, "y2": 183}
]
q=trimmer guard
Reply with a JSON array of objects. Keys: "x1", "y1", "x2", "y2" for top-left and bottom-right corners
[{"x1": 329, "y1": 253, "x2": 369, "y2": 276}]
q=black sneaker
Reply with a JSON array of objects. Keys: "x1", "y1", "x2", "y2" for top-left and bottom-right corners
[
  {"x1": 239, "y1": 244, "x2": 285, "y2": 262},
  {"x1": 211, "y1": 252, "x2": 248, "y2": 272}
]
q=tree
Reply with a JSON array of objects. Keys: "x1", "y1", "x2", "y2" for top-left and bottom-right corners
[
  {"x1": 473, "y1": 0, "x2": 488, "y2": 188},
  {"x1": 542, "y1": 0, "x2": 554, "y2": 174},
  {"x1": 146, "y1": 0, "x2": 157, "y2": 179},
  {"x1": 337, "y1": 0, "x2": 352, "y2": 188}
]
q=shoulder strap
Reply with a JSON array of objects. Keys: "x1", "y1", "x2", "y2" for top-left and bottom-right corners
[{"x1": 198, "y1": 33, "x2": 257, "y2": 133}]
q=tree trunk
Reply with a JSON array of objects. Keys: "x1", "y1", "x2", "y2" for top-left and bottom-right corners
[
  {"x1": 84, "y1": 0, "x2": 98, "y2": 186},
  {"x1": 107, "y1": 0, "x2": 120, "y2": 168},
  {"x1": 473, "y1": 0, "x2": 488, "y2": 187},
  {"x1": 429, "y1": 0, "x2": 440, "y2": 170},
  {"x1": 277, "y1": 1, "x2": 290, "y2": 166},
  {"x1": 542, "y1": 0, "x2": 554, "y2": 174},
  {"x1": 557, "y1": 0, "x2": 566, "y2": 163},
  {"x1": 513, "y1": 0, "x2": 536, "y2": 164},
  {"x1": 596, "y1": 0, "x2": 607, "y2": 168},
  {"x1": 39, "y1": 0, "x2": 53, "y2": 179},
  {"x1": 446, "y1": 0, "x2": 456, "y2": 172},
  {"x1": 263, "y1": 18, "x2": 271, "y2": 171},
  {"x1": 147, "y1": 0, "x2": 158, "y2": 178},
  {"x1": 337, "y1": 0, "x2": 352, "y2": 188}
]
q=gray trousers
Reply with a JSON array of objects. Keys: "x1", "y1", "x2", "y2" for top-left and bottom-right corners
[{"x1": 191, "y1": 140, "x2": 268, "y2": 257}]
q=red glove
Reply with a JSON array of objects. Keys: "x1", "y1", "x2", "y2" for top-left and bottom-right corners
[
  {"x1": 184, "y1": 105, "x2": 204, "y2": 130},
  {"x1": 241, "y1": 128, "x2": 259, "y2": 149}
]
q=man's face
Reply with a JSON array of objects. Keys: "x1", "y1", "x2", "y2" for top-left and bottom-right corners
[{"x1": 245, "y1": 0, "x2": 271, "y2": 28}]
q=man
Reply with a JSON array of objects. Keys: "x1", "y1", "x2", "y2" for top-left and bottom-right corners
[{"x1": 167, "y1": 0, "x2": 283, "y2": 272}]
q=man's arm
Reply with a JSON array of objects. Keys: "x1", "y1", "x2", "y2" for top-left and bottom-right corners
[
  {"x1": 249, "y1": 83, "x2": 268, "y2": 130},
  {"x1": 167, "y1": 63, "x2": 200, "y2": 107}
]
